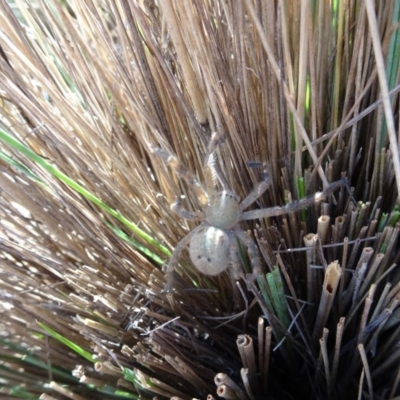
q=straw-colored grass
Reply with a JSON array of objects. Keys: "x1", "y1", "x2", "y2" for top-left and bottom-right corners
[{"x1": 0, "y1": 1, "x2": 400, "y2": 399}]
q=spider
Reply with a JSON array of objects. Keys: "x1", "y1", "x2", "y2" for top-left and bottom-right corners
[{"x1": 152, "y1": 137, "x2": 345, "y2": 291}]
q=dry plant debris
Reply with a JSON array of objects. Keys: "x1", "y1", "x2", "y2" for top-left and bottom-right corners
[{"x1": 0, "y1": 1, "x2": 399, "y2": 399}]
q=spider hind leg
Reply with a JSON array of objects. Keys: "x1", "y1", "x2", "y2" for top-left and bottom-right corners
[
  {"x1": 162, "y1": 224, "x2": 206, "y2": 291},
  {"x1": 236, "y1": 230, "x2": 265, "y2": 286}
]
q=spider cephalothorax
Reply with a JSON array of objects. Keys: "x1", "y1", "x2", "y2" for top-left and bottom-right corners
[{"x1": 152, "y1": 138, "x2": 345, "y2": 290}]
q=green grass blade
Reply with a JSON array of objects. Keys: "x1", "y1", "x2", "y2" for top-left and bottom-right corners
[
  {"x1": 105, "y1": 222, "x2": 164, "y2": 265},
  {"x1": 0, "y1": 150, "x2": 45, "y2": 184},
  {"x1": 8, "y1": 386, "x2": 41, "y2": 399},
  {"x1": 296, "y1": 177, "x2": 306, "y2": 220},
  {"x1": 36, "y1": 321, "x2": 95, "y2": 363},
  {"x1": 113, "y1": 390, "x2": 139, "y2": 398},
  {"x1": 0, "y1": 128, "x2": 171, "y2": 257},
  {"x1": 266, "y1": 269, "x2": 291, "y2": 330},
  {"x1": 1, "y1": 337, "x2": 77, "y2": 381}
]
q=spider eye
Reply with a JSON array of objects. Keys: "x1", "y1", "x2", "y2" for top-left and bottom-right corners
[{"x1": 206, "y1": 191, "x2": 240, "y2": 229}]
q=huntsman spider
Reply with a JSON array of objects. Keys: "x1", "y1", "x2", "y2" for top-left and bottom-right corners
[{"x1": 152, "y1": 137, "x2": 344, "y2": 290}]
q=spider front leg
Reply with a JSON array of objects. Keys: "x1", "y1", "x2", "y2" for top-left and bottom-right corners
[
  {"x1": 240, "y1": 179, "x2": 347, "y2": 221},
  {"x1": 171, "y1": 197, "x2": 203, "y2": 221},
  {"x1": 151, "y1": 146, "x2": 209, "y2": 207},
  {"x1": 239, "y1": 168, "x2": 270, "y2": 211}
]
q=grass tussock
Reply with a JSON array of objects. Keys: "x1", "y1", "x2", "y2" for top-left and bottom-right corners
[{"x1": 0, "y1": 1, "x2": 400, "y2": 399}]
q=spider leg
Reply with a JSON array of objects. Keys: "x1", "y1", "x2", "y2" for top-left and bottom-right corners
[
  {"x1": 204, "y1": 132, "x2": 230, "y2": 192},
  {"x1": 163, "y1": 223, "x2": 207, "y2": 291},
  {"x1": 151, "y1": 147, "x2": 209, "y2": 207},
  {"x1": 239, "y1": 178, "x2": 270, "y2": 211},
  {"x1": 228, "y1": 247, "x2": 251, "y2": 312},
  {"x1": 239, "y1": 161, "x2": 270, "y2": 211},
  {"x1": 240, "y1": 179, "x2": 347, "y2": 221},
  {"x1": 235, "y1": 230, "x2": 264, "y2": 281},
  {"x1": 228, "y1": 233, "x2": 243, "y2": 281},
  {"x1": 171, "y1": 197, "x2": 204, "y2": 221}
]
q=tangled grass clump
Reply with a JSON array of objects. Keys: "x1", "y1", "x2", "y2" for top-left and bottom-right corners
[{"x1": 0, "y1": 1, "x2": 400, "y2": 399}]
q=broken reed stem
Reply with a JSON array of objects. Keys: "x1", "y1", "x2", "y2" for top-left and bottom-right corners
[
  {"x1": 314, "y1": 328, "x2": 329, "y2": 388},
  {"x1": 216, "y1": 385, "x2": 239, "y2": 400},
  {"x1": 338, "y1": 237, "x2": 349, "y2": 315},
  {"x1": 358, "y1": 344, "x2": 374, "y2": 399},
  {"x1": 357, "y1": 294, "x2": 374, "y2": 344},
  {"x1": 40, "y1": 395, "x2": 59, "y2": 400},
  {"x1": 94, "y1": 361, "x2": 122, "y2": 377},
  {"x1": 214, "y1": 373, "x2": 248, "y2": 400},
  {"x1": 330, "y1": 317, "x2": 345, "y2": 391},
  {"x1": 320, "y1": 335, "x2": 331, "y2": 397},
  {"x1": 240, "y1": 368, "x2": 254, "y2": 400},
  {"x1": 304, "y1": 232, "x2": 316, "y2": 303},
  {"x1": 80, "y1": 376, "x2": 108, "y2": 387},
  {"x1": 237, "y1": 334, "x2": 258, "y2": 396},
  {"x1": 317, "y1": 215, "x2": 330, "y2": 245},
  {"x1": 263, "y1": 326, "x2": 272, "y2": 396},
  {"x1": 257, "y1": 317, "x2": 264, "y2": 377},
  {"x1": 332, "y1": 216, "x2": 345, "y2": 250},
  {"x1": 313, "y1": 261, "x2": 342, "y2": 341}
]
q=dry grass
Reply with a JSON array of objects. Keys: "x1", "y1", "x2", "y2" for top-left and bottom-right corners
[{"x1": 0, "y1": 1, "x2": 400, "y2": 399}]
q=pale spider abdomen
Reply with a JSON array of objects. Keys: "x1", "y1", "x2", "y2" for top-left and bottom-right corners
[
  {"x1": 205, "y1": 191, "x2": 240, "y2": 229},
  {"x1": 189, "y1": 227, "x2": 230, "y2": 275}
]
